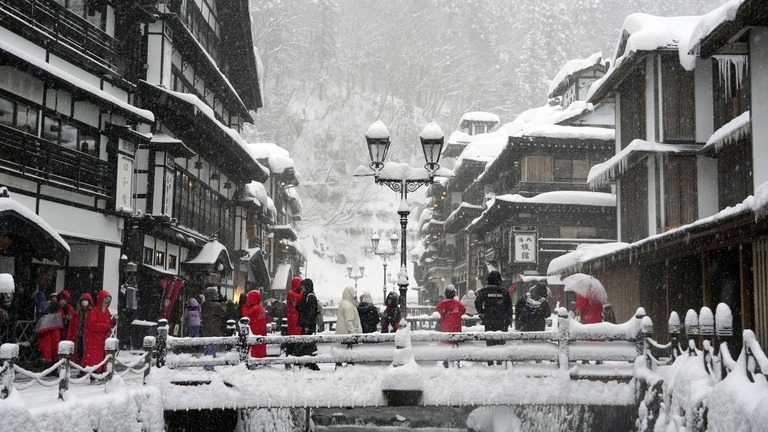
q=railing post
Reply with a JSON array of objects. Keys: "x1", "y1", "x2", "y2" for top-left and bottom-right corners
[
  {"x1": 238, "y1": 317, "x2": 251, "y2": 365},
  {"x1": 224, "y1": 319, "x2": 237, "y2": 352},
  {"x1": 1, "y1": 343, "x2": 19, "y2": 399},
  {"x1": 105, "y1": 338, "x2": 118, "y2": 382},
  {"x1": 58, "y1": 340, "x2": 74, "y2": 400},
  {"x1": 668, "y1": 311, "x2": 681, "y2": 359},
  {"x1": 684, "y1": 309, "x2": 699, "y2": 355},
  {"x1": 156, "y1": 318, "x2": 168, "y2": 368},
  {"x1": 715, "y1": 303, "x2": 733, "y2": 379},
  {"x1": 557, "y1": 307, "x2": 570, "y2": 372},
  {"x1": 641, "y1": 315, "x2": 654, "y2": 369},
  {"x1": 634, "y1": 308, "x2": 647, "y2": 357},
  {"x1": 142, "y1": 336, "x2": 155, "y2": 385}
]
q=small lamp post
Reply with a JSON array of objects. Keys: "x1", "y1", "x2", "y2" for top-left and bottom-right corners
[
  {"x1": 359, "y1": 120, "x2": 447, "y2": 318},
  {"x1": 372, "y1": 233, "x2": 399, "y2": 304},
  {"x1": 346, "y1": 264, "x2": 365, "y2": 292}
]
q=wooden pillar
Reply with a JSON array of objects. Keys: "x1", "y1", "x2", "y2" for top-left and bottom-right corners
[
  {"x1": 740, "y1": 243, "x2": 753, "y2": 332},
  {"x1": 701, "y1": 252, "x2": 712, "y2": 306},
  {"x1": 467, "y1": 234, "x2": 476, "y2": 291}
]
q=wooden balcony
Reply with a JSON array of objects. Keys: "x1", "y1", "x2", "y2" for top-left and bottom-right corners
[
  {"x1": 1, "y1": 0, "x2": 119, "y2": 73},
  {"x1": 0, "y1": 124, "x2": 112, "y2": 198}
]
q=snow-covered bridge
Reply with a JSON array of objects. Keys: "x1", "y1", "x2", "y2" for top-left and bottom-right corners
[{"x1": 2, "y1": 304, "x2": 766, "y2": 431}]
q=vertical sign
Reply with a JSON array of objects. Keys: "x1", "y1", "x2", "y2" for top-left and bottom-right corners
[
  {"x1": 513, "y1": 227, "x2": 537, "y2": 264},
  {"x1": 115, "y1": 154, "x2": 134, "y2": 213},
  {"x1": 164, "y1": 171, "x2": 174, "y2": 216}
]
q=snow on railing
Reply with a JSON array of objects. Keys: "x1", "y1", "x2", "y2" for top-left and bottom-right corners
[
  {"x1": 156, "y1": 310, "x2": 650, "y2": 373},
  {"x1": 0, "y1": 336, "x2": 156, "y2": 400}
]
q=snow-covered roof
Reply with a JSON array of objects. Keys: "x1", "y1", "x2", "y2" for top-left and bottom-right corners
[
  {"x1": 588, "y1": 14, "x2": 701, "y2": 102},
  {"x1": 146, "y1": 83, "x2": 269, "y2": 178},
  {"x1": 0, "y1": 39, "x2": 154, "y2": 123},
  {"x1": 460, "y1": 111, "x2": 500, "y2": 125},
  {"x1": 548, "y1": 52, "x2": 603, "y2": 96},
  {"x1": 686, "y1": 0, "x2": 746, "y2": 56},
  {"x1": 447, "y1": 131, "x2": 472, "y2": 144},
  {"x1": 0, "y1": 187, "x2": 70, "y2": 254},
  {"x1": 183, "y1": 240, "x2": 233, "y2": 270},
  {"x1": 246, "y1": 143, "x2": 295, "y2": 174},
  {"x1": 521, "y1": 124, "x2": 614, "y2": 141},
  {"x1": 701, "y1": 110, "x2": 750, "y2": 154},
  {"x1": 242, "y1": 182, "x2": 268, "y2": 208},
  {"x1": 587, "y1": 139, "x2": 701, "y2": 188},
  {"x1": 493, "y1": 191, "x2": 616, "y2": 207},
  {"x1": 284, "y1": 186, "x2": 303, "y2": 211},
  {"x1": 547, "y1": 242, "x2": 632, "y2": 275},
  {"x1": 417, "y1": 208, "x2": 433, "y2": 230}
]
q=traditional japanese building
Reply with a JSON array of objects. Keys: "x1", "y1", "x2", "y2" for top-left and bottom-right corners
[
  {"x1": 0, "y1": 0, "x2": 154, "y2": 331},
  {"x1": 549, "y1": 2, "x2": 768, "y2": 347}
]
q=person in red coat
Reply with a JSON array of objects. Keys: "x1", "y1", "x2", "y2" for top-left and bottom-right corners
[
  {"x1": 242, "y1": 290, "x2": 267, "y2": 359},
  {"x1": 82, "y1": 291, "x2": 115, "y2": 371},
  {"x1": 286, "y1": 277, "x2": 303, "y2": 336},
  {"x1": 57, "y1": 290, "x2": 77, "y2": 344},
  {"x1": 66, "y1": 293, "x2": 93, "y2": 365},
  {"x1": 575, "y1": 294, "x2": 603, "y2": 324},
  {"x1": 436, "y1": 285, "x2": 466, "y2": 338}
]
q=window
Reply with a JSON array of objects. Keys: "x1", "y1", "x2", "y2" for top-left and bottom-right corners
[
  {"x1": 661, "y1": 57, "x2": 696, "y2": 142},
  {"x1": 664, "y1": 156, "x2": 698, "y2": 230},
  {"x1": 560, "y1": 226, "x2": 598, "y2": 239},
  {"x1": 0, "y1": 96, "x2": 38, "y2": 134},
  {"x1": 168, "y1": 254, "x2": 177, "y2": 270},
  {"x1": 718, "y1": 139, "x2": 753, "y2": 209},
  {"x1": 619, "y1": 164, "x2": 649, "y2": 243},
  {"x1": 521, "y1": 156, "x2": 553, "y2": 182},
  {"x1": 155, "y1": 250, "x2": 166, "y2": 267},
  {"x1": 619, "y1": 67, "x2": 646, "y2": 149},
  {"x1": 41, "y1": 115, "x2": 99, "y2": 155},
  {"x1": 713, "y1": 56, "x2": 750, "y2": 130},
  {"x1": 143, "y1": 247, "x2": 154, "y2": 265}
]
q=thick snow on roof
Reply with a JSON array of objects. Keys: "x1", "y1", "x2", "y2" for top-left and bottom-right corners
[
  {"x1": 150, "y1": 133, "x2": 182, "y2": 144},
  {"x1": 589, "y1": 14, "x2": 701, "y2": 101},
  {"x1": 0, "y1": 188, "x2": 70, "y2": 252},
  {"x1": 0, "y1": 40, "x2": 154, "y2": 123},
  {"x1": 687, "y1": 0, "x2": 745, "y2": 56},
  {"x1": 547, "y1": 242, "x2": 631, "y2": 275},
  {"x1": 151, "y1": 85, "x2": 269, "y2": 176},
  {"x1": 284, "y1": 186, "x2": 302, "y2": 210},
  {"x1": 494, "y1": 191, "x2": 616, "y2": 207},
  {"x1": 702, "y1": 110, "x2": 750, "y2": 153},
  {"x1": 246, "y1": 142, "x2": 294, "y2": 174},
  {"x1": 522, "y1": 124, "x2": 614, "y2": 141},
  {"x1": 447, "y1": 131, "x2": 472, "y2": 144},
  {"x1": 243, "y1": 181, "x2": 268, "y2": 208},
  {"x1": 548, "y1": 52, "x2": 603, "y2": 95},
  {"x1": 460, "y1": 111, "x2": 500, "y2": 125},
  {"x1": 587, "y1": 139, "x2": 696, "y2": 188},
  {"x1": 183, "y1": 239, "x2": 233, "y2": 270}
]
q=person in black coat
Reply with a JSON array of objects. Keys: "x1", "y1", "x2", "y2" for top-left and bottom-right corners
[
  {"x1": 357, "y1": 291, "x2": 379, "y2": 333},
  {"x1": 515, "y1": 282, "x2": 551, "y2": 332},
  {"x1": 474, "y1": 271, "x2": 513, "y2": 347},
  {"x1": 295, "y1": 279, "x2": 319, "y2": 370}
]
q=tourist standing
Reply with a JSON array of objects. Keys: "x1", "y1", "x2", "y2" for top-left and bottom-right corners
[
  {"x1": 474, "y1": 271, "x2": 513, "y2": 347},
  {"x1": 82, "y1": 291, "x2": 115, "y2": 372},
  {"x1": 201, "y1": 287, "x2": 226, "y2": 370},
  {"x1": 357, "y1": 292, "x2": 379, "y2": 333},
  {"x1": 68, "y1": 293, "x2": 93, "y2": 364},
  {"x1": 185, "y1": 298, "x2": 201, "y2": 337},
  {"x1": 514, "y1": 283, "x2": 551, "y2": 332},
  {"x1": 336, "y1": 286, "x2": 362, "y2": 335},
  {"x1": 296, "y1": 279, "x2": 319, "y2": 370},
  {"x1": 242, "y1": 290, "x2": 267, "y2": 359},
  {"x1": 380, "y1": 291, "x2": 401, "y2": 333}
]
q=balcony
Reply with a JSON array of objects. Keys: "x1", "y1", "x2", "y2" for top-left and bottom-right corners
[
  {"x1": 0, "y1": 124, "x2": 112, "y2": 198},
  {"x1": 1, "y1": 0, "x2": 119, "y2": 73}
]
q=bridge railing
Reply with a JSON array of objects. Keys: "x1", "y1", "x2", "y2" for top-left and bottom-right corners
[
  {"x1": 156, "y1": 307, "x2": 652, "y2": 374},
  {"x1": 0, "y1": 336, "x2": 155, "y2": 400}
]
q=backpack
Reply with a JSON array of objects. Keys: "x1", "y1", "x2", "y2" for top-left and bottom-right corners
[
  {"x1": 518, "y1": 300, "x2": 541, "y2": 329},
  {"x1": 315, "y1": 299, "x2": 324, "y2": 330}
]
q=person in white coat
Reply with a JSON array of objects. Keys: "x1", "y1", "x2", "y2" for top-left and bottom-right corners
[
  {"x1": 336, "y1": 286, "x2": 362, "y2": 335},
  {"x1": 461, "y1": 290, "x2": 478, "y2": 315}
]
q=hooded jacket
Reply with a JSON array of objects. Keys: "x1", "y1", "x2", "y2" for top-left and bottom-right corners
[
  {"x1": 201, "y1": 288, "x2": 226, "y2": 337},
  {"x1": 67, "y1": 293, "x2": 93, "y2": 363},
  {"x1": 437, "y1": 297, "x2": 466, "y2": 334},
  {"x1": 461, "y1": 290, "x2": 478, "y2": 315},
  {"x1": 286, "y1": 277, "x2": 303, "y2": 336},
  {"x1": 336, "y1": 286, "x2": 362, "y2": 335},
  {"x1": 474, "y1": 271, "x2": 513, "y2": 331},
  {"x1": 82, "y1": 291, "x2": 114, "y2": 368},
  {"x1": 381, "y1": 292, "x2": 401, "y2": 333},
  {"x1": 242, "y1": 290, "x2": 267, "y2": 358},
  {"x1": 297, "y1": 279, "x2": 318, "y2": 332},
  {"x1": 185, "y1": 298, "x2": 202, "y2": 327},
  {"x1": 357, "y1": 292, "x2": 379, "y2": 333}
]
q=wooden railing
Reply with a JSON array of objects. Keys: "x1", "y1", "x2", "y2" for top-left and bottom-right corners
[
  {"x1": 0, "y1": 0, "x2": 119, "y2": 72},
  {"x1": 0, "y1": 124, "x2": 112, "y2": 198}
]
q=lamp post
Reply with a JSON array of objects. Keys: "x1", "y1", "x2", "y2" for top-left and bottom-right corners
[
  {"x1": 361, "y1": 120, "x2": 446, "y2": 318},
  {"x1": 346, "y1": 264, "x2": 365, "y2": 292},
  {"x1": 371, "y1": 233, "x2": 399, "y2": 304}
]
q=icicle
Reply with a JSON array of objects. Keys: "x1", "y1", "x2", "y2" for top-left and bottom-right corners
[{"x1": 714, "y1": 55, "x2": 749, "y2": 97}]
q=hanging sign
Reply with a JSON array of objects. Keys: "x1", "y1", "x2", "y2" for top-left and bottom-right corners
[{"x1": 512, "y1": 227, "x2": 537, "y2": 264}]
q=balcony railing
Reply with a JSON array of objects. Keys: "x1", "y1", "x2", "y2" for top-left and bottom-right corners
[
  {"x1": 1, "y1": 0, "x2": 119, "y2": 72},
  {"x1": 0, "y1": 124, "x2": 112, "y2": 198}
]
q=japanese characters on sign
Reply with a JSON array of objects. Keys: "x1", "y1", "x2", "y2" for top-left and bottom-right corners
[{"x1": 513, "y1": 229, "x2": 537, "y2": 264}]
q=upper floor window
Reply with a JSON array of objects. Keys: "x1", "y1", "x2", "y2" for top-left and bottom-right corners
[
  {"x1": 713, "y1": 55, "x2": 750, "y2": 130},
  {"x1": 54, "y1": 0, "x2": 106, "y2": 30},
  {"x1": 619, "y1": 67, "x2": 646, "y2": 149},
  {"x1": 0, "y1": 95, "x2": 38, "y2": 135},
  {"x1": 661, "y1": 56, "x2": 695, "y2": 142}
]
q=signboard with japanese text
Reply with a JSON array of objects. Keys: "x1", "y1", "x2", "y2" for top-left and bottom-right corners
[
  {"x1": 512, "y1": 228, "x2": 537, "y2": 264},
  {"x1": 115, "y1": 153, "x2": 134, "y2": 213}
]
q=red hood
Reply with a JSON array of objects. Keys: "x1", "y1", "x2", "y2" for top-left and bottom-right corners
[
  {"x1": 290, "y1": 277, "x2": 303, "y2": 292},
  {"x1": 95, "y1": 290, "x2": 111, "y2": 307},
  {"x1": 79, "y1": 293, "x2": 94, "y2": 305},
  {"x1": 247, "y1": 290, "x2": 262, "y2": 305}
]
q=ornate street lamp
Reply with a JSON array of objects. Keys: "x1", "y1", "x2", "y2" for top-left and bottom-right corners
[
  {"x1": 346, "y1": 264, "x2": 365, "y2": 292},
  {"x1": 371, "y1": 232, "x2": 399, "y2": 304},
  {"x1": 358, "y1": 120, "x2": 449, "y2": 319}
]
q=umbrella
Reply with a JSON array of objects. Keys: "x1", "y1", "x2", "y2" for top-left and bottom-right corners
[{"x1": 563, "y1": 273, "x2": 608, "y2": 304}]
